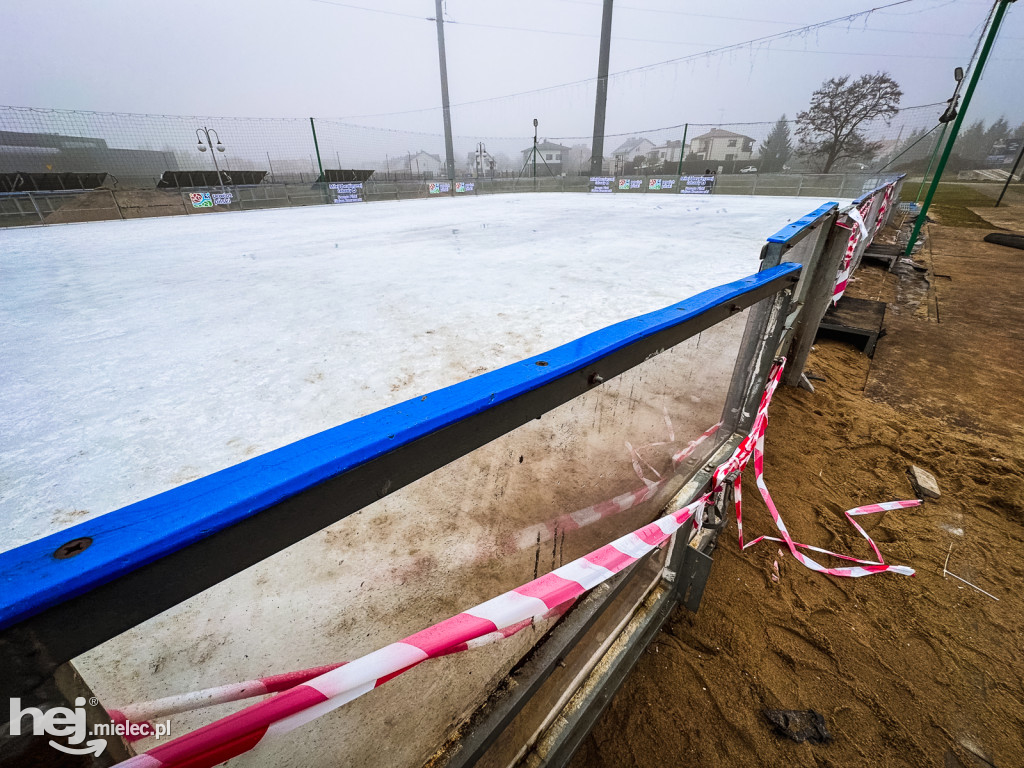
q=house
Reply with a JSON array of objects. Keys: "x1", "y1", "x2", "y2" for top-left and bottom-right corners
[
  {"x1": 520, "y1": 140, "x2": 570, "y2": 175},
  {"x1": 610, "y1": 137, "x2": 657, "y2": 170},
  {"x1": 406, "y1": 150, "x2": 444, "y2": 177},
  {"x1": 687, "y1": 129, "x2": 755, "y2": 163},
  {"x1": 646, "y1": 140, "x2": 683, "y2": 166}
]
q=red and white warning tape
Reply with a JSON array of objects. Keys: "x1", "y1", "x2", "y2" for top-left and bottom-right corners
[
  {"x1": 114, "y1": 360, "x2": 916, "y2": 768},
  {"x1": 507, "y1": 421, "x2": 720, "y2": 554},
  {"x1": 114, "y1": 497, "x2": 704, "y2": 767},
  {"x1": 832, "y1": 196, "x2": 874, "y2": 303},
  {"x1": 728, "y1": 360, "x2": 919, "y2": 577},
  {"x1": 832, "y1": 182, "x2": 898, "y2": 303}
]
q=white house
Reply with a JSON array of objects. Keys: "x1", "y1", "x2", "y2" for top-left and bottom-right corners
[
  {"x1": 611, "y1": 137, "x2": 657, "y2": 167},
  {"x1": 647, "y1": 140, "x2": 683, "y2": 165},
  {"x1": 687, "y1": 129, "x2": 755, "y2": 163},
  {"x1": 520, "y1": 140, "x2": 570, "y2": 174},
  {"x1": 406, "y1": 150, "x2": 444, "y2": 176}
]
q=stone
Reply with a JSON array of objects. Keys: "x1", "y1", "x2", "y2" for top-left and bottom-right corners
[{"x1": 908, "y1": 465, "x2": 940, "y2": 499}]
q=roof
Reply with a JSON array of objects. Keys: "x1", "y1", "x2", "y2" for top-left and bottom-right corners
[
  {"x1": 0, "y1": 130, "x2": 109, "y2": 150},
  {"x1": 522, "y1": 140, "x2": 570, "y2": 153},
  {"x1": 411, "y1": 151, "x2": 443, "y2": 163},
  {"x1": 611, "y1": 137, "x2": 655, "y2": 155},
  {"x1": 689, "y1": 128, "x2": 754, "y2": 142}
]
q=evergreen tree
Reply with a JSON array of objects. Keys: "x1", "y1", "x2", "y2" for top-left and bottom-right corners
[
  {"x1": 983, "y1": 117, "x2": 1010, "y2": 158},
  {"x1": 953, "y1": 120, "x2": 990, "y2": 165},
  {"x1": 889, "y1": 127, "x2": 930, "y2": 166},
  {"x1": 758, "y1": 115, "x2": 792, "y2": 173}
]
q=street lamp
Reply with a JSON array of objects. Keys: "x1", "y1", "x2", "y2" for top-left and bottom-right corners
[{"x1": 195, "y1": 126, "x2": 226, "y2": 188}]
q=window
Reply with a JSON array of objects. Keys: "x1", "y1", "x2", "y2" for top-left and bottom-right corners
[
  {"x1": 725, "y1": 154, "x2": 735, "y2": 161},
  {"x1": 727, "y1": 139, "x2": 737, "y2": 147},
  {"x1": 546, "y1": 154, "x2": 553, "y2": 160}
]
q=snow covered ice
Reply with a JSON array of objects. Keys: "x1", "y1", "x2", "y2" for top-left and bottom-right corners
[{"x1": 1, "y1": 192, "x2": 836, "y2": 551}]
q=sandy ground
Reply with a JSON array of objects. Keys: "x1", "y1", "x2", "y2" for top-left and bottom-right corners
[{"x1": 573, "y1": 201, "x2": 1024, "y2": 767}]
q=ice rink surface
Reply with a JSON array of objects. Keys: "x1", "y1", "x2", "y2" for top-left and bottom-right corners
[{"x1": 1, "y1": 192, "x2": 837, "y2": 550}]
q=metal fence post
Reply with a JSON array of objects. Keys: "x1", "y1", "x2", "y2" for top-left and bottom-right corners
[
  {"x1": 27, "y1": 191, "x2": 44, "y2": 223},
  {"x1": 782, "y1": 214, "x2": 847, "y2": 388},
  {"x1": 310, "y1": 118, "x2": 324, "y2": 183},
  {"x1": 110, "y1": 189, "x2": 124, "y2": 220}
]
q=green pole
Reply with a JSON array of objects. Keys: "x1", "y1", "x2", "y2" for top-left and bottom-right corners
[
  {"x1": 916, "y1": 123, "x2": 949, "y2": 204},
  {"x1": 676, "y1": 123, "x2": 688, "y2": 176},
  {"x1": 309, "y1": 117, "x2": 324, "y2": 183},
  {"x1": 905, "y1": 0, "x2": 1016, "y2": 256}
]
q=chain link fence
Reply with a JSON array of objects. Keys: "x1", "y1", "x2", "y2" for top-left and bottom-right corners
[{"x1": 0, "y1": 101, "x2": 987, "y2": 227}]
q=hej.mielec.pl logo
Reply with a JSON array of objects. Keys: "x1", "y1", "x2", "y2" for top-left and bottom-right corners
[{"x1": 9, "y1": 696, "x2": 171, "y2": 756}]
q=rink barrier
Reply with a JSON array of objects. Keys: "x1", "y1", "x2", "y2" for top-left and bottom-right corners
[
  {"x1": 0, "y1": 172, "x2": 905, "y2": 227},
  {"x1": 781, "y1": 175, "x2": 905, "y2": 388},
  {"x1": 0, "y1": 185, "x2": 905, "y2": 764},
  {"x1": 108, "y1": 361, "x2": 917, "y2": 768},
  {"x1": 0, "y1": 263, "x2": 800, "y2": 700}
]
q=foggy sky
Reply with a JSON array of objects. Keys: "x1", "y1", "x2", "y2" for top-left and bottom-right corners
[{"x1": 1, "y1": 0, "x2": 1021, "y2": 141}]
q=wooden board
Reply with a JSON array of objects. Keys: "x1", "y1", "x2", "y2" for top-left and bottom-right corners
[{"x1": 818, "y1": 296, "x2": 887, "y2": 356}]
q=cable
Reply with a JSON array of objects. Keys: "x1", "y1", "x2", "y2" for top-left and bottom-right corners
[
  {"x1": 546, "y1": 103, "x2": 946, "y2": 142},
  {"x1": 333, "y1": 0, "x2": 944, "y2": 120},
  {"x1": 306, "y1": 0, "x2": 432, "y2": 21},
  {"x1": 873, "y1": 123, "x2": 941, "y2": 171}
]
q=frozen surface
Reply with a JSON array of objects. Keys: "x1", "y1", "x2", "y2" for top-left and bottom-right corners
[{"x1": 1, "y1": 193, "x2": 833, "y2": 551}]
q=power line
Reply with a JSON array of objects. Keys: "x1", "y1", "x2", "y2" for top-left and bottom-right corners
[
  {"x1": 306, "y1": 0, "x2": 432, "y2": 21},
  {"x1": 305, "y1": 0, "x2": 1019, "y2": 49},
  {"x1": 545, "y1": 102, "x2": 947, "y2": 141},
  {"x1": 334, "y1": 0, "x2": 949, "y2": 120}
]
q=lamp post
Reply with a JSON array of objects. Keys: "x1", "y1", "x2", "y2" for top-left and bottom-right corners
[
  {"x1": 195, "y1": 127, "x2": 226, "y2": 188},
  {"x1": 532, "y1": 118, "x2": 538, "y2": 180}
]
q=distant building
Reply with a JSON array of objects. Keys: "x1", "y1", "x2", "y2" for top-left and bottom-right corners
[
  {"x1": 610, "y1": 137, "x2": 657, "y2": 171},
  {"x1": 687, "y1": 129, "x2": 755, "y2": 163},
  {"x1": 0, "y1": 129, "x2": 177, "y2": 184},
  {"x1": 520, "y1": 140, "x2": 570, "y2": 175},
  {"x1": 647, "y1": 140, "x2": 683, "y2": 166},
  {"x1": 406, "y1": 150, "x2": 444, "y2": 177}
]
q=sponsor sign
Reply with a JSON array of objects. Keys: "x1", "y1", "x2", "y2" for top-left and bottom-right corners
[
  {"x1": 679, "y1": 175, "x2": 716, "y2": 195},
  {"x1": 329, "y1": 182, "x2": 363, "y2": 204},
  {"x1": 189, "y1": 192, "x2": 233, "y2": 207},
  {"x1": 589, "y1": 176, "x2": 615, "y2": 193}
]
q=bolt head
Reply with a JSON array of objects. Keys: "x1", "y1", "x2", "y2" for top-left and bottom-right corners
[{"x1": 54, "y1": 537, "x2": 93, "y2": 559}]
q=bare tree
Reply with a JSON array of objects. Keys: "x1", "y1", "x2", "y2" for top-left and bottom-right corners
[{"x1": 796, "y1": 72, "x2": 902, "y2": 173}]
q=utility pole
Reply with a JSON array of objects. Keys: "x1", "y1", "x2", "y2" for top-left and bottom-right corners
[
  {"x1": 676, "y1": 123, "x2": 688, "y2": 176},
  {"x1": 906, "y1": 0, "x2": 1017, "y2": 256},
  {"x1": 589, "y1": 0, "x2": 614, "y2": 176},
  {"x1": 434, "y1": 0, "x2": 456, "y2": 187}
]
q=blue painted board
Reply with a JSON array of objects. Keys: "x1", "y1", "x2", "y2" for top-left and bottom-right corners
[{"x1": 766, "y1": 203, "x2": 838, "y2": 244}]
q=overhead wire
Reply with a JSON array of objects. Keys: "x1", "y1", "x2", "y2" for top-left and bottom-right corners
[{"x1": 331, "y1": 0, "x2": 965, "y2": 120}]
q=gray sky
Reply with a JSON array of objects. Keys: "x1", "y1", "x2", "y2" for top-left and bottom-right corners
[{"x1": 1, "y1": 0, "x2": 1021, "y2": 141}]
